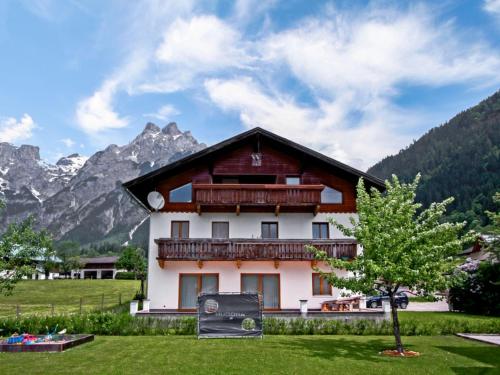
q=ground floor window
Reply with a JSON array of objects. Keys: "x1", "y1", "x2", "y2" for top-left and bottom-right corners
[
  {"x1": 241, "y1": 274, "x2": 280, "y2": 309},
  {"x1": 179, "y1": 274, "x2": 219, "y2": 310},
  {"x1": 312, "y1": 273, "x2": 332, "y2": 296}
]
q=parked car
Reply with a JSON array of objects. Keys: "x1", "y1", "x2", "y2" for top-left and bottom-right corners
[{"x1": 366, "y1": 292, "x2": 409, "y2": 309}]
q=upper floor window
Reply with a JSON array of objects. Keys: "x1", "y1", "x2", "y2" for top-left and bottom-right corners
[
  {"x1": 261, "y1": 222, "x2": 278, "y2": 239},
  {"x1": 171, "y1": 221, "x2": 189, "y2": 239},
  {"x1": 286, "y1": 176, "x2": 300, "y2": 185},
  {"x1": 169, "y1": 183, "x2": 192, "y2": 203},
  {"x1": 321, "y1": 186, "x2": 342, "y2": 204},
  {"x1": 212, "y1": 222, "x2": 229, "y2": 239},
  {"x1": 312, "y1": 223, "x2": 329, "y2": 239}
]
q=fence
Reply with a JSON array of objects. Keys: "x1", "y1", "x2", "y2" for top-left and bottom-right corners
[{"x1": 0, "y1": 293, "x2": 127, "y2": 319}]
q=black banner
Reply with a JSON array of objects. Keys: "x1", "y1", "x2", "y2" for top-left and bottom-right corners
[{"x1": 198, "y1": 293, "x2": 263, "y2": 338}]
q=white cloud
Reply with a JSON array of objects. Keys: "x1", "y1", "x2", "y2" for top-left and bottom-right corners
[
  {"x1": 484, "y1": 0, "x2": 500, "y2": 17},
  {"x1": 76, "y1": 79, "x2": 128, "y2": 135},
  {"x1": 0, "y1": 114, "x2": 36, "y2": 143},
  {"x1": 60, "y1": 138, "x2": 75, "y2": 148},
  {"x1": 135, "y1": 15, "x2": 250, "y2": 94},
  {"x1": 144, "y1": 104, "x2": 180, "y2": 121},
  {"x1": 74, "y1": 1, "x2": 196, "y2": 137},
  {"x1": 205, "y1": 5, "x2": 500, "y2": 169},
  {"x1": 205, "y1": 77, "x2": 413, "y2": 169},
  {"x1": 262, "y1": 8, "x2": 500, "y2": 97}
]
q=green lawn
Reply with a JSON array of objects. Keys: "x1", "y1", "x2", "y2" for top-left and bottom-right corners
[
  {"x1": 0, "y1": 280, "x2": 140, "y2": 317},
  {"x1": 0, "y1": 335, "x2": 498, "y2": 374}
]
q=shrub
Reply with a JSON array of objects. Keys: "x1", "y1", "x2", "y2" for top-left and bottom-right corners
[
  {"x1": 115, "y1": 272, "x2": 136, "y2": 280},
  {"x1": 1, "y1": 313, "x2": 499, "y2": 336},
  {"x1": 449, "y1": 261, "x2": 500, "y2": 316}
]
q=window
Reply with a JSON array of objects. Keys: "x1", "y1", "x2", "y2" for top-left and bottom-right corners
[
  {"x1": 321, "y1": 186, "x2": 342, "y2": 204},
  {"x1": 169, "y1": 183, "x2": 192, "y2": 203},
  {"x1": 171, "y1": 221, "x2": 189, "y2": 239},
  {"x1": 286, "y1": 176, "x2": 300, "y2": 185},
  {"x1": 241, "y1": 274, "x2": 280, "y2": 309},
  {"x1": 221, "y1": 178, "x2": 239, "y2": 184},
  {"x1": 261, "y1": 222, "x2": 278, "y2": 239},
  {"x1": 179, "y1": 274, "x2": 219, "y2": 309},
  {"x1": 312, "y1": 223, "x2": 330, "y2": 239},
  {"x1": 312, "y1": 273, "x2": 332, "y2": 296},
  {"x1": 212, "y1": 222, "x2": 229, "y2": 239}
]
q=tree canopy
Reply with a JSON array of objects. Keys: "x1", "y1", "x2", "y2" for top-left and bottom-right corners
[
  {"x1": 0, "y1": 201, "x2": 54, "y2": 295},
  {"x1": 309, "y1": 174, "x2": 474, "y2": 354}
]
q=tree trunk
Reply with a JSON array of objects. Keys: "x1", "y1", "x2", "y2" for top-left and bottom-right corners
[
  {"x1": 389, "y1": 292, "x2": 404, "y2": 353},
  {"x1": 140, "y1": 277, "x2": 145, "y2": 298}
]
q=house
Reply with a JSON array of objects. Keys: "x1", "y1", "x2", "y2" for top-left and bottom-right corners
[
  {"x1": 461, "y1": 234, "x2": 496, "y2": 262},
  {"x1": 123, "y1": 127, "x2": 384, "y2": 313},
  {"x1": 30, "y1": 255, "x2": 62, "y2": 280},
  {"x1": 71, "y1": 256, "x2": 120, "y2": 279}
]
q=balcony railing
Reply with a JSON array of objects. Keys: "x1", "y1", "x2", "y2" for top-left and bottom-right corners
[
  {"x1": 192, "y1": 184, "x2": 324, "y2": 206},
  {"x1": 155, "y1": 238, "x2": 357, "y2": 261}
]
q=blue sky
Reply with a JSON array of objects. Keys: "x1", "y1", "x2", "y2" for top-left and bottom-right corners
[{"x1": 0, "y1": 0, "x2": 499, "y2": 170}]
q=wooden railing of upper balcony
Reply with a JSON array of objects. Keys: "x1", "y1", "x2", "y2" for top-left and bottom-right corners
[
  {"x1": 155, "y1": 238, "x2": 357, "y2": 261},
  {"x1": 192, "y1": 184, "x2": 324, "y2": 206}
]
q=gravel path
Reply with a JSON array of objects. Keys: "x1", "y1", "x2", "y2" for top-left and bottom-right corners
[
  {"x1": 456, "y1": 334, "x2": 500, "y2": 346},
  {"x1": 405, "y1": 300, "x2": 449, "y2": 311}
]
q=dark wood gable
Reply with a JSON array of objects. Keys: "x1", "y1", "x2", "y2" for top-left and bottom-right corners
[{"x1": 123, "y1": 127, "x2": 384, "y2": 214}]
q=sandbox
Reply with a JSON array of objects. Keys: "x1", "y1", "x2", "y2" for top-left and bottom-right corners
[{"x1": 0, "y1": 334, "x2": 94, "y2": 352}]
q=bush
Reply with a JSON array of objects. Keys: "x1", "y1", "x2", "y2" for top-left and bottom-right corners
[
  {"x1": 115, "y1": 272, "x2": 136, "y2": 280},
  {"x1": 449, "y1": 261, "x2": 500, "y2": 316},
  {"x1": 1, "y1": 313, "x2": 499, "y2": 336}
]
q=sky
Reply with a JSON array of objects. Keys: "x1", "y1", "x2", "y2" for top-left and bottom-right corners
[{"x1": 0, "y1": 0, "x2": 499, "y2": 171}]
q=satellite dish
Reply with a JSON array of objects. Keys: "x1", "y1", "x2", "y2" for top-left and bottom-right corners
[{"x1": 147, "y1": 191, "x2": 165, "y2": 210}]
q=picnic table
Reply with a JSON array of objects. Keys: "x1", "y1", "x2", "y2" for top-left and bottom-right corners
[{"x1": 321, "y1": 297, "x2": 360, "y2": 312}]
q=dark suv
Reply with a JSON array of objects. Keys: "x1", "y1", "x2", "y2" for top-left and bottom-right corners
[{"x1": 366, "y1": 292, "x2": 409, "y2": 309}]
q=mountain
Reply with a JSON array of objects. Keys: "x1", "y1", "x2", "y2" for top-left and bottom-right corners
[
  {"x1": 0, "y1": 122, "x2": 205, "y2": 246},
  {"x1": 368, "y1": 90, "x2": 500, "y2": 229}
]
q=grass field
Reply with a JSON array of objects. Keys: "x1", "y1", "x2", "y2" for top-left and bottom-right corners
[
  {"x1": 0, "y1": 280, "x2": 140, "y2": 317},
  {"x1": 0, "y1": 335, "x2": 498, "y2": 374}
]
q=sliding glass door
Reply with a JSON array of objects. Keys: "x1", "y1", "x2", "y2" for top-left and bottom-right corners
[
  {"x1": 179, "y1": 274, "x2": 219, "y2": 310},
  {"x1": 241, "y1": 274, "x2": 280, "y2": 309}
]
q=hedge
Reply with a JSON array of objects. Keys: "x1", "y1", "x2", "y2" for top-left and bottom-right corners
[
  {"x1": 115, "y1": 272, "x2": 136, "y2": 280},
  {"x1": 1, "y1": 313, "x2": 500, "y2": 336}
]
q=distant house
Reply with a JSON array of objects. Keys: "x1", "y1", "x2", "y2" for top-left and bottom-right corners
[
  {"x1": 72, "y1": 256, "x2": 120, "y2": 279},
  {"x1": 30, "y1": 255, "x2": 62, "y2": 280},
  {"x1": 461, "y1": 235, "x2": 495, "y2": 262}
]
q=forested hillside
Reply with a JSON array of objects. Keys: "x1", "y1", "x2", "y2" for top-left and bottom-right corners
[{"x1": 368, "y1": 90, "x2": 500, "y2": 229}]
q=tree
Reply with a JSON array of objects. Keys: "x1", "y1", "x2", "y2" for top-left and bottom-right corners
[
  {"x1": 116, "y1": 246, "x2": 147, "y2": 298},
  {"x1": 308, "y1": 174, "x2": 474, "y2": 354},
  {"x1": 0, "y1": 200, "x2": 54, "y2": 294}
]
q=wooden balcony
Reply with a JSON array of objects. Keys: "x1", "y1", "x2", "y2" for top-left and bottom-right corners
[
  {"x1": 155, "y1": 238, "x2": 357, "y2": 262},
  {"x1": 192, "y1": 184, "x2": 324, "y2": 213}
]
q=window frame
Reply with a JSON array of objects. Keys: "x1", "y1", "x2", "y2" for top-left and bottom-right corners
[
  {"x1": 178, "y1": 273, "x2": 219, "y2": 311},
  {"x1": 321, "y1": 186, "x2": 343, "y2": 204},
  {"x1": 212, "y1": 221, "x2": 229, "y2": 239},
  {"x1": 240, "y1": 273, "x2": 281, "y2": 310},
  {"x1": 312, "y1": 273, "x2": 332, "y2": 296},
  {"x1": 169, "y1": 182, "x2": 193, "y2": 203},
  {"x1": 312, "y1": 222, "x2": 330, "y2": 239},
  {"x1": 171, "y1": 221, "x2": 189, "y2": 239},
  {"x1": 261, "y1": 221, "x2": 279, "y2": 239}
]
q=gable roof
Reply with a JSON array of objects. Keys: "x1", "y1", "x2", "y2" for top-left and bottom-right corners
[
  {"x1": 123, "y1": 127, "x2": 385, "y2": 210},
  {"x1": 80, "y1": 256, "x2": 118, "y2": 265}
]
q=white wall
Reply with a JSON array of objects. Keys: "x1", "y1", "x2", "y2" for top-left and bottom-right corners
[
  {"x1": 150, "y1": 212, "x2": 356, "y2": 239},
  {"x1": 147, "y1": 212, "x2": 357, "y2": 310},
  {"x1": 147, "y1": 260, "x2": 347, "y2": 310}
]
